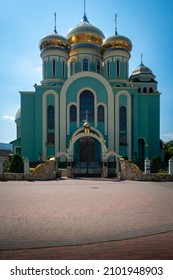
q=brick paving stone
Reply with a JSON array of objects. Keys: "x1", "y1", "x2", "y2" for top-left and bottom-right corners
[
  {"x1": 0, "y1": 231, "x2": 172, "y2": 260},
  {"x1": 0, "y1": 179, "x2": 173, "y2": 259}
]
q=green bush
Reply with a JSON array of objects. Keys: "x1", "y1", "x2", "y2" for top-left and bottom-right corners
[
  {"x1": 150, "y1": 156, "x2": 161, "y2": 173},
  {"x1": 9, "y1": 154, "x2": 24, "y2": 173}
]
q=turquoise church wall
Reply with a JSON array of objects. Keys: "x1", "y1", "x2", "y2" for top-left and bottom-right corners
[
  {"x1": 148, "y1": 94, "x2": 160, "y2": 158},
  {"x1": 21, "y1": 93, "x2": 35, "y2": 161}
]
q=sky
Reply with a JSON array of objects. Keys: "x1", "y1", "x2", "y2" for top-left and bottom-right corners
[{"x1": 0, "y1": 0, "x2": 173, "y2": 143}]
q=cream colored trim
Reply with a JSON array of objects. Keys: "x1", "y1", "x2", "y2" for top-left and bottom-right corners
[
  {"x1": 41, "y1": 49, "x2": 69, "y2": 60},
  {"x1": 105, "y1": 58, "x2": 113, "y2": 63},
  {"x1": 56, "y1": 151, "x2": 69, "y2": 159},
  {"x1": 104, "y1": 151, "x2": 120, "y2": 160},
  {"x1": 68, "y1": 132, "x2": 107, "y2": 158},
  {"x1": 14, "y1": 146, "x2": 21, "y2": 154},
  {"x1": 19, "y1": 91, "x2": 35, "y2": 94},
  {"x1": 41, "y1": 78, "x2": 65, "y2": 85},
  {"x1": 113, "y1": 57, "x2": 123, "y2": 62},
  {"x1": 42, "y1": 90, "x2": 59, "y2": 161},
  {"x1": 103, "y1": 50, "x2": 130, "y2": 61},
  {"x1": 115, "y1": 90, "x2": 132, "y2": 160},
  {"x1": 67, "y1": 102, "x2": 77, "y2": 135},
  {"x1": 60, "y1": 71, "x2": 114, "y2": 152},
  {"x1": 71, "y1": 126, "x2": 104, "y2": 139},
  {"x1": 50, "y1": 56, "x2": 59, "y2": 62},
  {"x1": 97, "y1": 102, "x2": 107, "y2": 135}
]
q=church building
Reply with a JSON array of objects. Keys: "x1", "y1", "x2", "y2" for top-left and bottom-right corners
[{"x1": 12, "y1": 9, "x2": 160, "y2": 177}]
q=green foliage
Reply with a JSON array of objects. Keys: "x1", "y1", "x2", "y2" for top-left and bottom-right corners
[
  {"x1": 9, "y1": 154, "x2": 24, "y2": 173},
  {"x1": 150, "y1": 156, "x2": 161, "y2": 173},
  {"x1": 162, "y1": 140, "x2": 173, "y2": 166}
]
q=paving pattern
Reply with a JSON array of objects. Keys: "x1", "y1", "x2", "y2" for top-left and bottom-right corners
[{"x1": 0, "y1": 179, "x2": 173, "y2": 259}]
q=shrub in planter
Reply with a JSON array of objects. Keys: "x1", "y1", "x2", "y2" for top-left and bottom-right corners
[
  {"x1": 9, "y1": 154, "x2": 24, "y2": 173},
  {"x1": 150, "y1": 156, "x2": 161, "y2": 173}
]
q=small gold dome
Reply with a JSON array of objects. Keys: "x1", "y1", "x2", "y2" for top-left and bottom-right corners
[
  {"x1": 83, "y1": 120, "x2": 91, "y2": 133},
  {"x1": 102, "y1": 34, "x2": 132, "y2": 53},
  {"x1": 39, "y1": 33, "x2": 70, "y2": 52}
]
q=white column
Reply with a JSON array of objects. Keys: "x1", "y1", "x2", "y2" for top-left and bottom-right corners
[
  {"x1": 24, "y1": 158, "x2": 29, "y2": 175},
  {"x1": 144, "y1": 158, "x2": 150, "y2": 174}
]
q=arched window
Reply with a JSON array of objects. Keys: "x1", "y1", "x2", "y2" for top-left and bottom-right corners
[
  {"x1": 138, "y1": 87, "x2": 141, "y2": 93},
  {"x1": 52, "y1": 59, "x2": 56, "y2": 76},
  {"x1": 97, "y1": 105, "x2": 104, "y2": 122},
  {"x1": 70, "y1": 60, "x2": 75, "y2": 75},
  {"x1": 83, "y1": 58, "x2": 89, "y2": 71},
  {"x1": 143, "y1": 87, "x2": 147, "y2": 93},
  {"x1": 96, "y1": 61, "x2": 100, "y2": 73},
  {"x1": 116, "y1": 60, "x2": 120, "y2": 76},
  {"x1": 107, "y1": 61, "x2": 110, "y2": 77},
  {"x1": 47, "y1": 105, "x2": 55, "y2": 129},
  {"x1": 120, "y1": 106, "x2": 127, "y2": 130},
  {"x1": 149, "y1": 87, "x2": 153, "y2": 93},
  {"x1": 80, "y1": 91, "x2": 94, "y2": 122},
  {"x1": 70, "y1": 105, "x2": 77, "y2": 122}
]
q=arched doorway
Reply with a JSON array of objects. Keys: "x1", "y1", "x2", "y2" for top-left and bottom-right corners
[{"x1": 73, "y1": 136, "x2": 102, "y2": 177}]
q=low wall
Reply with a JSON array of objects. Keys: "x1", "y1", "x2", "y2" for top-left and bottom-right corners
[
  {"x1": 0, "y1": 159, "x2": 57, "y2": 181},
  {"x1": 119, "y1": 159, "x2": 142, "y2": 180},
  {"x1": 0, "y1": 173, "x2": 29, "y2": 181},
  {"x1": 1, "y1": 159, "x2": 173, "y2": 182},
  {"x1": 119, "y1": 159, "x2": 173, "y2": 181},
  {"x1": 141, "y1": 173, "x2": 173, "y2": 181},
  {"x1": 31, "y1": 159, "x2": 56, "y2": 180}
]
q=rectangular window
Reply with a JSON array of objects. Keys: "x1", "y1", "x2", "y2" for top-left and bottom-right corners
[
  {"x1": 116, "y1": 60, "x2": 120, "y2": 76},
  {"x1": 53, "y1": 59, "x2": 56, "y2": 76},
  {"x1": 15, "y1": 147, "x2": 21, "y2": 154}
]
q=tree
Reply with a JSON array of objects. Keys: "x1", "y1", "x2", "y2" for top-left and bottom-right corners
[
  {"x1": 9, "y1": 154, "x2": 24, "y2": 173},
  {"x1": 163, "y1": 140, "x2": 173, "y2": 166},
  {"x1": 150, "y1": 156, "x2": 161, "y2": 173}
]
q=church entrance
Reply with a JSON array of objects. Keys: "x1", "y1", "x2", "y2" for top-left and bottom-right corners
[{"x1": 73, "y1": 136, "x2": 102, "y2": 177}]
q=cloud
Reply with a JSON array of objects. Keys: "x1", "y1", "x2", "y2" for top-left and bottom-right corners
[
  {"x1": 161, "y1": 133, "x2": 173, "y2": 142},
  {"x1": 3, "y1": 115, "x2": 15, "y2": 122},
  {"x1": 36, "y1": 67, "x2": 42, "y2": 73}
]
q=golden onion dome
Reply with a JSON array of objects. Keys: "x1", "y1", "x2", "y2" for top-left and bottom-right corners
[
  {"x1": 66, "y1": 14, "x2": 105, "y2": 47},
  {"x1": 39, "y1": 32, "x2": 70, "y2": 52},
  {"x1": 102, "y1": 33, "x2": 132, "y2": 53}
]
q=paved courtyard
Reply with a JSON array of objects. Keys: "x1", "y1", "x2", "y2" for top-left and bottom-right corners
[{"x1": 0, "y1": 179, "x2": 173, "y2": 259}]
